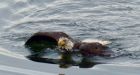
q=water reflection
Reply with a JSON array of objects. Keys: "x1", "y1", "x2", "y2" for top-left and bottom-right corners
[
  {"x1": 27, "y1": 49, "x2": 97, "y2": 68},
  {"x1": 59, "y1": 74, "x2": 65, "y2": 75}
]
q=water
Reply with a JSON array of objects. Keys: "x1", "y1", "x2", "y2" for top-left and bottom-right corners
[{"x1": 0, "y1": 0, "x2": 140, "y2": 74}]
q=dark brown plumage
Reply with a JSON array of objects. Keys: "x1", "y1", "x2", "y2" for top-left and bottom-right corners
[{"x1": 25, "y1": 32, "x2": 111, "y2": 56}]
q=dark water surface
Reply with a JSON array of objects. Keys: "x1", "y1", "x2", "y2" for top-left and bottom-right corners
[{"x1": 0, "y1": 0, "x2": 140, "y2": 74}]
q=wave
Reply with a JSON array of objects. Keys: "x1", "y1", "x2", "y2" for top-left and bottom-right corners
[
  {"x1": 0, "y1": 47, "x2": 27, "y2": 60},
  {"x1": 0, "y1": 64, "x2": 55, "y2": 75}
]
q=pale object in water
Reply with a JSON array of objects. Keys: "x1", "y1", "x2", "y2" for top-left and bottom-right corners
[{"x1": 82, "y1": 39, "x2": 111, "y2": 45}]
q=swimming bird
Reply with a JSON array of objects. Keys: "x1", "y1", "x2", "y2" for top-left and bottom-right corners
[{"x1": 25, "y1": 32, "x2": 111, "y2": 56}]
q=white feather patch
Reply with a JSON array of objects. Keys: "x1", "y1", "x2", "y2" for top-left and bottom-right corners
[
  {"x1": 58, "y1": 37, "x2": 74, "y2": 50},
  {"x1": 82, "y1": 39, "x2": 111, "y2": 45}
]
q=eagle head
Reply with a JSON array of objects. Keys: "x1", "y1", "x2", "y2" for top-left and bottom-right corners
[{"x1": 58, "y1": 37, "x2": 74, "y2": 51}]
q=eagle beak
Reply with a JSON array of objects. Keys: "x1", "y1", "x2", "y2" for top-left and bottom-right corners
[{"x1": 58, "y1": 40, "x2": 66, "y2": 48}]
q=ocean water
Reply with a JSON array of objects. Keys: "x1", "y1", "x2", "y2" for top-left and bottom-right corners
[{"x1": 0, "y1": 0, "x2": 140, "y2": 75}]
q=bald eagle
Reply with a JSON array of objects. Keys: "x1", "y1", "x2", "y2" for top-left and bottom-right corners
[{"x1": 25, "y1": 32, "x2": 111, "y2": 56}]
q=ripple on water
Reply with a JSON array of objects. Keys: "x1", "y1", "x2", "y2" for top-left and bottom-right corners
[{"x1": 0, "y1": 0, "x2": 140, "y2": 68}]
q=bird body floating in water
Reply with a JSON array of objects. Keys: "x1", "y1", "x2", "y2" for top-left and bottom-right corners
[
  {"x1": 25, "y1": 32, "x2": 111, "y2": 57},
  {"x1": 25, "y1": 32, "x2": 113, "y2": 68}
]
